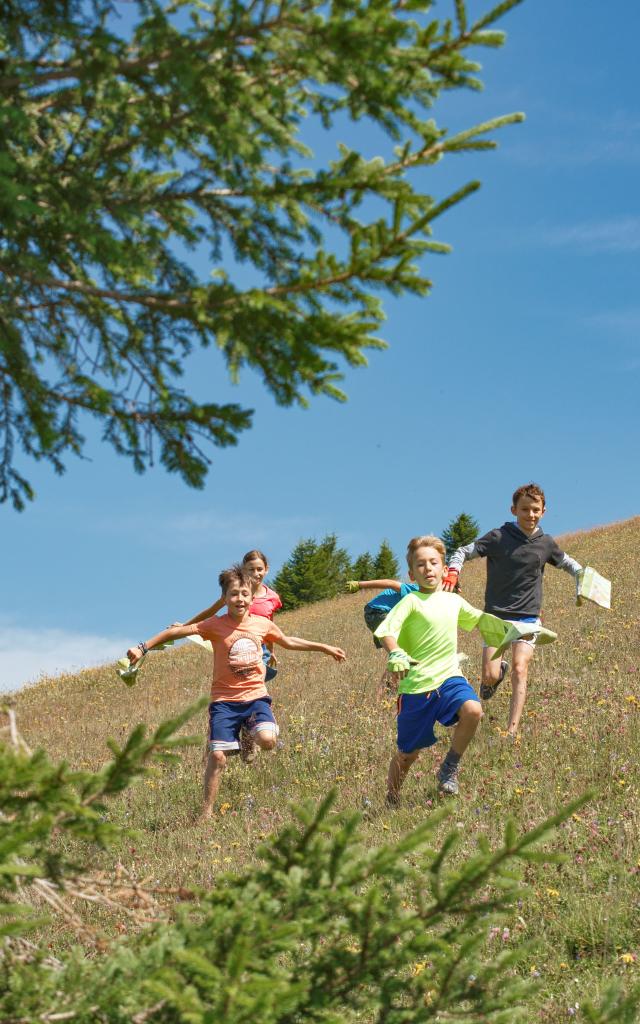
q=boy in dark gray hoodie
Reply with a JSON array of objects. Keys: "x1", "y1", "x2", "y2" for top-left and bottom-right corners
[{"x1": 443, "y1": 483, "x2": 582, "y2": 739}]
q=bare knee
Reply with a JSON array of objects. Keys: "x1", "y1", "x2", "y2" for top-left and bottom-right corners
[
  {"x1": 255, "y1": 729, "x2": 278, "y2": 751},
  {"x1": 396, "y1": 749, "x2": 420, "y2": 767},
  {"x1": 511, "y1": 662, "x2": 529, "y2": 684},
  {"x1": 208, "y1": 749, "x2": 227, "y2": 770},
  {"x1": 460, "y1": 700, "x2": 483, "y2": 724}
]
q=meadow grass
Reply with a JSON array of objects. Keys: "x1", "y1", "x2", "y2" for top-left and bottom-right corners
[{"x1": 13, "y1": 516, "x2": 640, "y2": 1020}]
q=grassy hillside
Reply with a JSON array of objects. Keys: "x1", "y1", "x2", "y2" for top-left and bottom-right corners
[{"x1": 14, "y1": 517, "x2": 640, "y2": 1020}]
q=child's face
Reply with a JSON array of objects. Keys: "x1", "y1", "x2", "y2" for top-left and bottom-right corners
[
  {"x1": 244, "y1": 557, "x2": 268, "y2": 587},
  {"x1": 409, "y1": 546, "x2": 446, "y2": 591},
  {"x1": 511, "y1": 495, "x2": 545, "y2": 535},
  {"x1": 224, "y1": 582, "x2": 253, "y2": 619}
]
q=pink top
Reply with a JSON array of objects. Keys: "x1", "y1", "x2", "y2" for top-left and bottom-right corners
[
  {"x1": 249, "y1": 584, "x2": 282, "y2": 620},
  {"x1": 196, "y1": 613, "x2": 283, "y2": 702}
]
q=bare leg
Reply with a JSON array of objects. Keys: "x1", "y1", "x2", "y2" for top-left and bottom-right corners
[
  {"x1": 506, "y1": 642, "x2": 535, "y2": 735},
  {"x1": 450, "y1": 700, "x2": 483, "y2": 756},
  {"x1": 254, "y1": 729, "x2": 278, "y2": 752},
  {"x1": 481, "y1": 646, "x2": 502, "y2": 687},
  {"x1": 202, "y1": 749, "x2": 226, "y2": 819},
  {"x1": 387, "y1": 749, "x2": 420, "y2": 801}
]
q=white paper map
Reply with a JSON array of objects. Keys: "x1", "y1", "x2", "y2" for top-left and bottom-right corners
[
  {"x1": 576, "y1": 567, "x2": 611, "y2": 609},
  {"x1": 185, "y1": 634, "x2": 213, "y2": 652}
]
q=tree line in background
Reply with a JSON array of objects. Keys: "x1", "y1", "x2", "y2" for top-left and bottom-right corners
[
  {"x1": 272, "y1": 513, "x2": 479, "y2": 610},
  {"x1": 273, "y1": 536, "x2": 399, "y2": 610}
]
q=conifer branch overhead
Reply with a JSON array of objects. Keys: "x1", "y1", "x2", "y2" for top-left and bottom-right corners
[{"x1": 0, "y1": 0, "x2": 526, "y2": 507}]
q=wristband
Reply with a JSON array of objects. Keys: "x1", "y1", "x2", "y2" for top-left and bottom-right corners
[{"x1": 138, "y1": 641, "x2": 149, "y2": 655}]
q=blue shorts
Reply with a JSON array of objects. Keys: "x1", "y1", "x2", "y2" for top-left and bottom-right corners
[
  {"x1": 396, "y1": 676, "x2": 479, "y2": 753},
  {"x1": 208, "y1": 697, "x2": 277, "y2": 753}
]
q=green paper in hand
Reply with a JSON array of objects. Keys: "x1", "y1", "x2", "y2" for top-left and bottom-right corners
[
  {"x1": 117, "y1": 656, "x2": 143, "y2": 687},
  {"x1": 490, "y1": 621, "x2": 557, "y2": 660}
]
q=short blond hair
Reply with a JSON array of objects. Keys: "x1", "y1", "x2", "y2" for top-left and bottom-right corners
[{"x1": 406, "y1": 535, "x2": 446, "y2": 569}]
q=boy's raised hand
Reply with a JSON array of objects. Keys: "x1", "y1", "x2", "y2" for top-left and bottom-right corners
[
  {"x1": 345, "y1": 580, "x2": 360, "y2": 593},
  {"x1": 327, "y1": 646, "x2": 347, "y2": 662},
  {"x1": 442, "y1": 568, "x2": 459, "y2": 592}
]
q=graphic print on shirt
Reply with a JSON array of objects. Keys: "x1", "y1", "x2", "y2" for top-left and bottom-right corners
[{"x1": 227, "y1": 634, "x2": 263, "y2": 676}]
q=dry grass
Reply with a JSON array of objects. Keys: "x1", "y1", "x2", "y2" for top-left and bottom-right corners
[{"x1": 13, "y1": 516, "x2": 640, "y2": 1018}]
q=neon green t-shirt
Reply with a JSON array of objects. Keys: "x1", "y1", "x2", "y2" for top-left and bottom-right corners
[{"x1": 373, "y1": 591, "x2": 512, "y2": 694}]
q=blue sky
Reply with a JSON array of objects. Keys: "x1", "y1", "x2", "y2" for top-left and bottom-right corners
[{"x1": 2, "y1": 0, "x2": 638, "y2": 690}]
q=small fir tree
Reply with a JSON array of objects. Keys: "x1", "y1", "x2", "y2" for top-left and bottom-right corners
[
  {"x1": 273, "y1": 535, "x2": 351, "y2": 609},
  {"x1": 374, "y1": 539, "x2": 400, "y2": 579},
  {"x1": 442, "y1": 512, "x2": 480, "y2": 561},
  {"x1": 351, "y1": 552, "x2": 377, "y2": 581}
]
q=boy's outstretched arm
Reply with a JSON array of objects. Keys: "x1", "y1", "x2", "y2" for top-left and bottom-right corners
[
  {"x1": 345, "y1": 578, "x2": 401, "y2": 593},
  {"x1": 126, "y1": 622, "x2": 201, "y2": 666},
  {"x1": 553, "y1": 550, "x2": 582, "y2": 576},
  {"x1": 274, "y1": 633, "x2": 346, "y2": 662}
]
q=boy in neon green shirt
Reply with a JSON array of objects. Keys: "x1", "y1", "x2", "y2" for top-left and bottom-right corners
[{"x1": 375, "y1": 535, "x2": 529, "y2": 799}]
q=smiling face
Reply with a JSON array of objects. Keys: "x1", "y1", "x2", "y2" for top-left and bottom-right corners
[
  {"x1": 244, "y1": 556, "x2": 268, "y2": 590},
  {"x1": 511, "y1": 494, "x2": 545, "y2": 536},
  {"x1": 224, "y1": 581, "x2": 253, "y2": 620},
  {"x1": 409, "y1": 545, "x2": 446, "y2": 592}
]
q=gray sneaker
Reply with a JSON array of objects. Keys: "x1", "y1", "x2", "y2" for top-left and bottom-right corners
[
  {"x1": 437, "y1": 760, "x2": 460, "y2": 796},
  {"x1": 480, "y1": 659, "x2": 508, "y2": 701}
]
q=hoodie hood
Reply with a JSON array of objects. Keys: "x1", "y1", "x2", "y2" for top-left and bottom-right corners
[{"x1": 502, "y1": 520, "x2": 543, "y2": 542}]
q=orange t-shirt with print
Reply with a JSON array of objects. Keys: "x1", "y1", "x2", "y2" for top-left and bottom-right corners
[{"x1": 195, "y1": 613, "x2": 283, "y2": 702}]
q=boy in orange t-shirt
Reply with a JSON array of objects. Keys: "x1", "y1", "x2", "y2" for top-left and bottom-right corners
[{"x1": 126, "y1": 564, "x2": 345, "y2": 819}]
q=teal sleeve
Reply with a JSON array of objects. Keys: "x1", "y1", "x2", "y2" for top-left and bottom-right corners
[{"x1": 373, "y1": 594, "x2": 414, "y2": 640}]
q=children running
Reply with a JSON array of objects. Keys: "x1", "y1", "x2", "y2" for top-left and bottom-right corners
[
  {"x1": 443, "y1": 483, "x2": 582, "y2": 739},
  {"x1": 375, "y1": 535, "x2": 517, "y2": 800},
  {"x1": 126, "y1": 564, "x2": 345, "y2": 819}
]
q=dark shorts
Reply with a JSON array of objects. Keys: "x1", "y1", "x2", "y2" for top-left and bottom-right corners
[
  {"x1": 396, "y1": 676, "x2": 479, "y2": 753},
  {"x1": 208, "y1": 697, "x2": 277, "y2": 753},
  {"x1": 364, "y1": 606, "x2": 388, "y2": 648}
]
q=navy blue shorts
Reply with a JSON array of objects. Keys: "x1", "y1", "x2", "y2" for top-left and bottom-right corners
[
  {"x1": 396, "y1": 676, "x2": 479, "y2": 753},
  {"x1": 208, "y1": 697, "x2": 278, "y2": 753}
]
